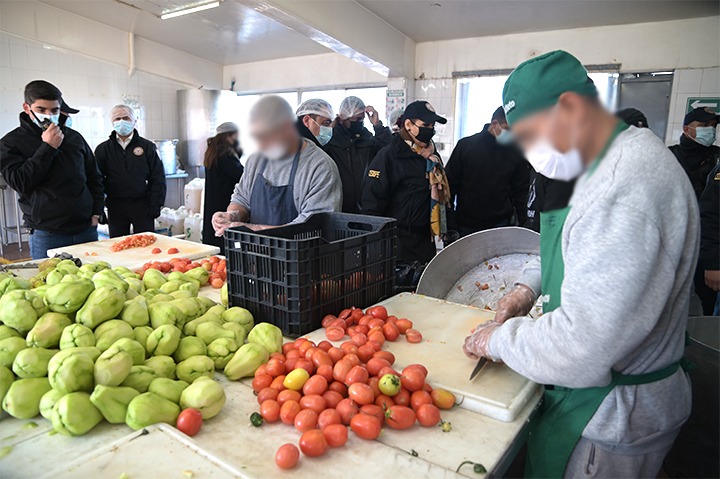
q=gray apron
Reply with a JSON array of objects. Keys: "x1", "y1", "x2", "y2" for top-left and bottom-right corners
[{"x1": 248, "y1": 141, "x2": 302, "y2": 225}]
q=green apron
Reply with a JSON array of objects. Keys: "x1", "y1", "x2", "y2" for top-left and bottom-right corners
[{"x1": 526, "y1": 121, "x2": 682, "y2": 478}]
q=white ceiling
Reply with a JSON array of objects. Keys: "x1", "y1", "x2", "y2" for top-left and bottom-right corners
[
  {"x1": 39, "y1": 0, "x2": 329, "y2": 64},
  {"x1": 357, "y1": 0, "x2": 720, "y2": 43}
]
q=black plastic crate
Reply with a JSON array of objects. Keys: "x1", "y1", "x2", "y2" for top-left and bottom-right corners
[{"x1": 224, "y1": 213, "x2": 396, "y2": 337}]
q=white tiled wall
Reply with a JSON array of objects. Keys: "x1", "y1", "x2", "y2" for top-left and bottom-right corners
[
  {"x1": 414, "y1": 78, "x2": 455, "y2": 161},
  {"x1": 665, "y1": 67, "x2": 720, "y2": 146},
  {"x1": 0, "y1": 32, "x2": 185, "y2": 151}
]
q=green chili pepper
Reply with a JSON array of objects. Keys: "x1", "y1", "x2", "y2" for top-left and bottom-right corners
[{"x1": 250, "y1": 412, "x2": 263, "y2": 427}]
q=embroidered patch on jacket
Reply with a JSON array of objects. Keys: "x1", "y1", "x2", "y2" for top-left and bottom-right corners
[
  {"x1": 368, "y1": 170, "x2": 380, "y2": 179},
  {"x1": 133, "y1": 147, "x2": 144, "y2": 156}
]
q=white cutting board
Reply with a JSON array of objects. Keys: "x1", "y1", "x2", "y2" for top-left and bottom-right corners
[
  {"x1": 47, "y1": 233, "x2": 219, "y2": 271},
  {"x1": 305, "y1": 293, "x2": 539, "y2": 422}
]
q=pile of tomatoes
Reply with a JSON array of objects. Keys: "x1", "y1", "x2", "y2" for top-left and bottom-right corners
[
  {"x1": 322, "y1": 305, "x2": 423, "y2": 345},
  {"x1": 252, "y1": 305, "x2": 454, "y2": 470},
  {"x1": 137, "y1": 256, "x2": 227, "y2": 288},
  {"x1": 110, "y1": 233, "x2": 157, "y2": 252}
]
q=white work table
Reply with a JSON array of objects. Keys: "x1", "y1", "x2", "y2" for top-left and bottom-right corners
[{"x1": 0, "y1": 242, "x2": 541, "y2": 479}]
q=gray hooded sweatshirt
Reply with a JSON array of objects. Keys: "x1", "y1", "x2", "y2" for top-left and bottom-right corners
[{"x1": 489, "y1": 126, "x2": 699, "y2": 453}]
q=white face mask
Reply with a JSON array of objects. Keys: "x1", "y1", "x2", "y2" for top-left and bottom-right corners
[
  {"x1": 496, "y1": 128, "x2": 514, "y2": 145},
  {"x1": 31, "y1": 111, "x2": 60, "y2": 128},
  {"x1": 525, "y1": 140, "x2": 584, "y2": 181},
  {"x1": 263, "y1": 143, "x2": 287, "y2": 161}
]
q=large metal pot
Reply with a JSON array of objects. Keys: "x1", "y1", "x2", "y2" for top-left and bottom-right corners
[
  {"x1": 417, "y1": 227, "x2": 540, "y2": 309},
  {"x1": 664, "y1": 316, "x2": 719, "y2": 478},
  {"x1": 153, "y1": 139, "x2": 178, "y2": 175}
]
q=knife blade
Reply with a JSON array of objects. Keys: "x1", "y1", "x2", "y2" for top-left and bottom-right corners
[{"x1": 469, "y1": 357, "x2": 488, "y2": 380}]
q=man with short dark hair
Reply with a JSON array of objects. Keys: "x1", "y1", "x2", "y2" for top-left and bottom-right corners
[
  {"x1": 446, "y1": 106, "x2": 530, "y2": 236},
  {"x1": 95, "y1": 104, "x2": 166, "y2": 238},
  {"x1": 0, "y1": 80, "x2": 103, "y2": 259}
]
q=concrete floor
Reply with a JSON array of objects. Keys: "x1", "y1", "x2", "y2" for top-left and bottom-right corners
[{"x1": 0, "y1": 241, "x2": 31, "y2": 263}]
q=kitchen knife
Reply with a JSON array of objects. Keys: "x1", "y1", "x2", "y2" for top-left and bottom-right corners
[{"x1": 469, "y1": 357, "x2": 488, "y2": 380}]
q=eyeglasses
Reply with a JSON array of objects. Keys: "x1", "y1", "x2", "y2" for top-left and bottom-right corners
[{"x1": 312, "y1": 118, "x2": 332, "y2": 127}]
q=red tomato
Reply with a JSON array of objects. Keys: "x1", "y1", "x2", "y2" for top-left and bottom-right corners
[
  {"x1": 395, "y1": 319, "x2": 413, "y2": 334},
  {"x1": 346, "y1": 326, "x2": 357, "y2": 337},
  {"x1": 423, "y1": 382, "x2": 433, "y2": 393},
  {"x1": 343, "y1": 353, "x2": 361, "y2": 367},
  {"x1": 151, "y1": 247, "x2": 162, "y2": 254},
  {"x1": 351, "y1": 333, "x2": 368, "y2": 346},
  {"x1": 265, "y1": 359, "x2": 285, "y2": 377},
  {"x1": 284, "y1": 359, "x2": 297, "y2": 374},
  {"x1": 321, "y1": 315, "x2": 337, "y2": 328},
  {"x1": 252, "y1": 374, "x2": 273, "y2": 393},
  {"x1": 167, "y1": 247, "x2": 179, "y2": 254},
  {"x1": 275, "y1": 444, "x2": 300, "y2": 470},
  {"x1": 257, "y1": 387, "x2": 278, "y2": 404},
  {"x1": 406, "y1": 329, "x2": 423, "y2": 343},
  {"x1": 277, "y1": 389, "x2": 301, "y2": 406},
  {"x1": 375, "y1": 394, "x2": 395, "y2": 410},
  {"x1": 297, "y1": 340, "x2": 315, "y2": 357},
  {"x1": 410, "y1": 390, "x2": 433, "y2": 412},
  {"x1": 176, "y1": 408, "x2": 202, "y2": 436},
  {"x1": 367, "y1": 377, "x2": 381, "y2": 399},
  {"x1": 355, "y1": 324, "x2": 369, "y2": 335},
  {"x1": 210, "y1": 278, "x2": 224, "y2": 288},
  {"x1": 312, "y1": 350, "x2": 332, "y2": 368},
  {"x1": 366, "y1": 358, "x2": 391, "y2": 377},
  {"x1": 368, "y1": 331, "x2": 385, "y2": 346},
  {"x1": 299, "y1": 394, "x2": 327, "y2": 414},
  {"x1": 358, "y1": 315, "x2": 372, "y2": 327},
  {"x1": 336, "y1": 398, "x2": 359, "y2": 425},
  {"x1": 386, "y1": 405, "x2": 416, "y2": 430},
  {"x1": 318, "y1": 408, "x2": 342, "y2": 430},
  {"x1": 360, "y1": 404, "x2": 385, "y2": 423},
  {"x1": 317, "y1": 340, "x2": 333, "y2": 352},
  {"x1": 416, "y1": 403, "x2": 441, "y2": 427},
  {"x1": 367, "y1": 305, "x2": 388, "y2": 320},
  {"x1": 285, "y1": 349, "x2": 300, "y2": 361},
  {"x1": 377, "y1": 366, "x2": 401, "y2": 378},
  {"x1": 302, "y1": 375, "x2": 328, "y2": 396},
  {"x1": 280, "y1": 400, "x2": 301, "y2": 425},
  {"x1": 350, "y1": 309, "x2": 365, "y2": 323},
  {"x1": 299, "y1": 429, "x2": 328, "y2": 457},
  {"x1": 404, "y1": 364, "x2": 429, "y2": 378},
  {"x1": 372, "y1": 350, "x2": 395, "y2": 365},
  {"x1": 401, "y1": 369, "x2": 425, "y2": 392},
  {"x1": 344, "y1": 365, "x2": 369, "y2": 387},
  {"x1": 325, "y1": 327, "x2": 345, "y2": 341},
  {"x1": 294, "y1": 409, "x2": 318, "y2": 432},
  {"x1": 350, "y1": 413, "x2": 382, "y2": 440},
  {"x1": 333, "y1": 360, "x2": 353, "y2": 383},
  {"x1": 316, "y1": 364, "x2": 334, "y2": 383},
  {"x1": 260, "y1": 399, "x2": 281, "y2": 423},
  {"x1": 328, "y1": 318, "x2": 347, "y2": 330},
  {"x1": 322, "y1": 423, "x2": 348, "y2": 448},
  {"x1": 338, "y1": 308, "x2": 352, "y2": 320},
  {"x1": 327, "y1": 347, "x2": 344, "y2": 364},
  {"x1": 431, "y1": 389, "x2": 456, "y2": 409},
  {"x1": 269, "y1": 352, "x2": 285, "y2": 361},
  {"x1": 382, "y1": 323, "x2": 400, "y2": 341},
  {"x1": 394, "y1": 388, "x2": 411, "y2": 407},
  {"x1": 348, "y1": 383, "x2": 374, "y2": 405},
  {"x1": 322, "y1": 390, "x2": 343, "y2": 409},
  {"x1": 356, "y1": 344, "x2": 375, "y2": 363},
  {"x1": 367, "y1": 318, "x2": 385, "y2": 330},
  {"x1": 386, "y1": 315, "x2": 398, "y2": 324},
  {"x1": 304, "y1": 347, "x2": 319, "y2": 361},
  {"x1": 328, "y1": 381, "x2": 348, "y2": 397},
  {"x1": 293, "y1": 358, "x2": 315, "y2": 375},
  {"x1": 254, "y1": 364, "x2": 268, "y2": 377},
  {"x1": 270, "y1": 375, "x2": 287, "y2": 392}
]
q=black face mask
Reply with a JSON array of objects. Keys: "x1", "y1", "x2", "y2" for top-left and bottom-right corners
[
  {"x1": 347, "y1": 121, "x2": 364, "y2": 135},
  {"x1": 414, "y1": 124, "x2": 435, "y2": 144},
  {"x1": 232, "y1": 139, "x2": 240, "y2": 149}
]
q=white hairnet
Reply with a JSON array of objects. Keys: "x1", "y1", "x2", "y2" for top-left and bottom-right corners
[
  {"x1": 388, "y1": 108, "x2": 404, "y2": 127},
  {"x1": 296, "y1": 99, "x2": 334, "y2": 119},
  {"x1": 216, "y1": 122, "x2": 238, "y2": 134},
  {"x1": 249, "y1": 95, "x2": 295, "y2": 134},
  {"x1": 338, "y1": 96, "x2": 365, "y2": 120},
  {"x1": 110, "y1": 104, "x2": 135, "y2": 122}
]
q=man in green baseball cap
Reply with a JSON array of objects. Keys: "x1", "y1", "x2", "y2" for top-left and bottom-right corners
[{"x1": 463, "y1": 50, "x2": 699, "y2": 478}]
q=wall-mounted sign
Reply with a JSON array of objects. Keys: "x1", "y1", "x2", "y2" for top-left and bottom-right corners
[{"x1": 686, "y1": 97, "x2": 720, "y2": 113}]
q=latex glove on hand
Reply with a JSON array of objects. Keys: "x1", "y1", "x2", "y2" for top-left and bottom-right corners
[
  {"x1": 494, "y1": 284, "x2": 537, "y2": 324},
  {"x1": 212, "y1": 211, "x2": 240, "y2": 236},
  {"x1": 463, "y1": 321, "x2": 500, "y2": 360}
]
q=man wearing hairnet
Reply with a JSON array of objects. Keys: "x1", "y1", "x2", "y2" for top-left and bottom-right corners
[
  {"x1": 296, "y1": 99, "x2": 334, "y2": 147},
  {"x1": 462, "y1": 51, "x2": 698, "y2": 477},
  {"x1": 323, "y1": 96, "x2": 392, "y2": 213},
  {"x1": 95, "y1": 104, "x2": 167, "y2": 237},
  {"x1": 212, "y1": 96, "x2": 342, "y2": 234}
]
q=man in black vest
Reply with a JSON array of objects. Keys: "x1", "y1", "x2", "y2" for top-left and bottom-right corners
[{"x1": 95, "y1": 105, "x2": 166, "y2": 237}]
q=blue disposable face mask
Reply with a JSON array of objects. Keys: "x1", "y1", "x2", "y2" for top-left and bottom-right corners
[
  {"x1": 312, "y1": 120, "x2": 333, "y2": 146},
  {"x1": 496, "y1": 128, "x2": 514, "y2": 145},
  {"x1": 693, "y1": 126, "x2": 717, "y2": 147},
  {"x1": 31, "y1": 111, "x2": 60, "y2": 128},
  {"x1": 113, "y1": 120, "x2": 134, "y2": 137}
]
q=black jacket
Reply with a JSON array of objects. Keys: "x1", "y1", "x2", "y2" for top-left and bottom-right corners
[
  {"x1": 525, "y1": 172, "x2": 576, "y2": 232},
  {"x1": 203, "y1": 152, "x2": 244, "y2": 252},
  {"x1": 669, "y1": 135, "x2": 720, "y2": 199},
  {"x1": 361, "y1": 135, "x2": 438, "y2": 263},
  {"x1": 445, "y1": 125, "x2": 530, "y2": 230},
  {"x1": 0, "y1": 113, "x2": 104, "y2": 234},
  {"x1": 324, "y1": 123, "x2": 392, "y2": 213},
  {"x1": 296, "y1": 118, "x2": 321, "y2": 148},
  {"x1": 95, "y1": 130, "x2": 166, "y2": 214},
  {"x1": 699, "y1": 163, "x2": 719, "y2": 271}
]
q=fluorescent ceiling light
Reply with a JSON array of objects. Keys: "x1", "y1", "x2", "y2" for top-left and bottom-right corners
[{"x1": 160, "y1": 1, "x2": 220, "y2": 20}]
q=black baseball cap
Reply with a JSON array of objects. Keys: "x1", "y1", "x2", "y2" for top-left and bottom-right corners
[
  {"x1": 60, "y1": 99, "x2": 79, "y2": 114},
  {"x1": 683, "y1": 107, "x2": 718, "y2": 125},
  {"x1": 616, "y1": 108, "x2": 648, "y2": 128},
  {"x1": 402, "y1": 100, "x2": 447, "y2": 125}
]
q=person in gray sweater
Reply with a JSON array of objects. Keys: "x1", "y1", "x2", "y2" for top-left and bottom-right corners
[
  {"x1": 463, "y1": 51, "x2": 698, "y2": 478},
  {"x1": 212, "y1": 95, "x2": 342, "y2": 235}
]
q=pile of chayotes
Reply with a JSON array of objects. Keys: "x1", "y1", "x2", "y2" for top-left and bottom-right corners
[
  {"x1": 0, "y1": 257, "x2": 281, "y2": 436},
  {"x1": 251, "y1": 306, "x2": 456, "y2": 470}
]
